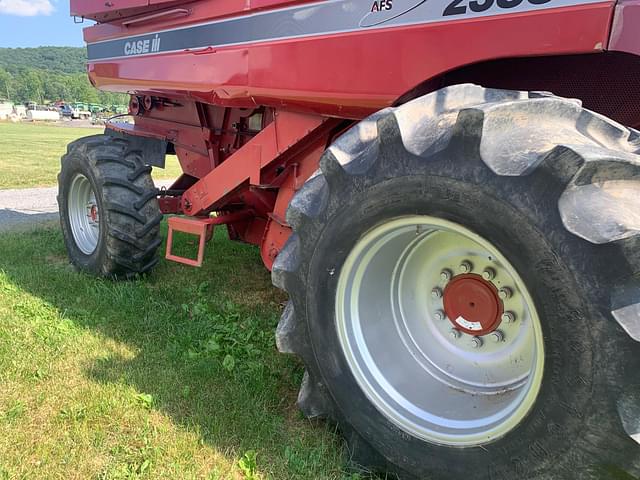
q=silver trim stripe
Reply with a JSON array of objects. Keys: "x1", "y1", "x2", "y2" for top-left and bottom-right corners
[{"x1": 87, "y1": 0, "x2": 606, "y2": 61}]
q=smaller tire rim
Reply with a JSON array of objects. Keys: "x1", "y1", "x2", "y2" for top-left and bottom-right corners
[
  {"x1": 336, "y1": 216, "x2": 544, "y2": 446},
  {"x1": 68, "y1": 173, "x2": 100, "y2": 255}
]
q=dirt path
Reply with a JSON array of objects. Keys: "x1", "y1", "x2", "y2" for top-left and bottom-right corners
[{"x1": 0, "y1": 180, "x2": 173, "y2": 233}]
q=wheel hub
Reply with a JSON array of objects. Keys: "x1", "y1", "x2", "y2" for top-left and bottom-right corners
[
  {"x1": 443, "y1": 274, "x2": 503, "y2": 335},
  {"x1": 88, "y1": 204, "x2": 99, "y2": 223},
  {"x1": 68, "y1": 173, "x2": 100, "y2": 255},
  {"x1": 336, "y1": 216, "x2": 545, "y2": 446}
]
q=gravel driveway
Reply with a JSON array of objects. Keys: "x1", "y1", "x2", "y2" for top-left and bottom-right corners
[
  {"x1": 0, "y1": 186, "x2": 60, "y2": 232},
  {"x1": 0, "y1": 180, "x2": 174, "y2": 233}
]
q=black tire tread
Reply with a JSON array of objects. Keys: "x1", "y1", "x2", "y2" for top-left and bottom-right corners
[
  {"x1": 272, "y1": 84, "x2": 640, "y2": 477},
  {"x1": 58, "y1": 133, "x2": 162, "y2": 278}
]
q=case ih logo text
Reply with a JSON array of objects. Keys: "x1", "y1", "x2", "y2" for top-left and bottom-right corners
[
  {"x1": 371, "y1": 0, "x2": 393, "y2": 11},
  {"x1": 124, "y1": 34, "x2": 161, "y2": 56}
]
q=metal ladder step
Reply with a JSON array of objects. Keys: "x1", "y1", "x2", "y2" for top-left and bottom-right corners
[
  {"x1": 165, "y1": 216, "x2": 215, "y2": 267},
  {"x1": 165, "y1": 211, "x2": 253, "y2": 267}
]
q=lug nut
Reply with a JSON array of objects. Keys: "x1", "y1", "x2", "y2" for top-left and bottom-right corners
[
  {"x1": 459, "y1": 260, "x2": 473, "y2": 274},
  {"x1": 470, "y1": 336, "x2": 483, "y2": 349},
  {"x1": 431, "y1": 287, "x2": 443, "y2": 299},
  {"x1": 434, "y1": 310, "x2": 445, "y2": 321},
  {"x1": 449, "y1": 329, "x2": 461, "y2": 340},
  {"x1": 498, "y1": 287, "x2": 513, "y2": 300},
  {"x1": 501, "y1": 311, "x2": 516, "y2": 323},
  {"x1": 440, "y1": 269, "x2": 453, "y2": 282},
  {"x1": 482, "y1": 268, "x2": 496, "y2": 281},
  {"x1": 491, "y1": 330, "x2": 505, "y2": 343}
]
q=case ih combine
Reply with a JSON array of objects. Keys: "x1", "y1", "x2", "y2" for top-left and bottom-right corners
[{"x1": 59, "y1": 0, "x2": 640, "y2": 477}]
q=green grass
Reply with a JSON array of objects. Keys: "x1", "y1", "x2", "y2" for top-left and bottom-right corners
[
  {"x1": 0, "y1": 123, "x2": 183, "y2": 189},
  {"x1": 0, "y1": 224, "x2": 354, "y2": 479}
]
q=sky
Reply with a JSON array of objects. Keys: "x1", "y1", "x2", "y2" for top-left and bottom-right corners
[{"x1": 0, "y1": 0, "x2": 87, "y2": 48}]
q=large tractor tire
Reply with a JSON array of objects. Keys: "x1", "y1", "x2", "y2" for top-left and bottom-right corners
[
  {"x1": 273, "y1": 85, "x2": 640, "y2": 479},
  {"x1": 58, "y1": 134, "x2": 162, "y2": 278}
]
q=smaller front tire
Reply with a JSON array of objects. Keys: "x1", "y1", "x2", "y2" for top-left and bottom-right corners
[{"x1": 58, "y1": 134, "x2": 162, "y2": 278}]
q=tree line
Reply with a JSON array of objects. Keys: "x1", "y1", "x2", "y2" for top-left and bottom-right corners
[{"x1": 0, "y1": 47, "x2": 127, "y2": 106}]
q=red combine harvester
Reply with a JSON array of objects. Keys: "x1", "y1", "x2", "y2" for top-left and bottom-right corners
[{"x1": 59, "y1": 0, "x2": 640, "y2": 477}]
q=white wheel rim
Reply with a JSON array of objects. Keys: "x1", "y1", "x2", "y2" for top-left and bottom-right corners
[
  {"x1": 336, "y1": 215, "x2": 545, "y2": 446},
  {"x1": 68, "y1": 173, "x2": 100, "y2": 255}
]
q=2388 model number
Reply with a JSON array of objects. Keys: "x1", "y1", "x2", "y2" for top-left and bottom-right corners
[{"x1": 443, "y1": 0, "x2": 550, "y2": 16}]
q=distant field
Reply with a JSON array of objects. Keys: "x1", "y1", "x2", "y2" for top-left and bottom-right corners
[{"x1": 0, "y1": 123, "x2": 182, "y2": 189}]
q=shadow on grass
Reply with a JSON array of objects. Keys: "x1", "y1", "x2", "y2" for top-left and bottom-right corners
[{"x1": 0, "y1": 224, "x2": 365, "y2": 479}]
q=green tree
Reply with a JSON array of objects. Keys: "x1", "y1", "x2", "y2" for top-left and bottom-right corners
[
  {"x1": 0, "y1": 47, "x2": 87, "y2": 75},
  {"x1": 68, "y1": 74, "x2": 99, "y2": 103},
  {"x1": 43, "y1": 74, "x2": 70, "y2": 102},
  {"x1": 0, "y1": 47, "x2": 127, "y2": 107},
  {"x1": 0, "y1": 67, "x2": 13, "y2": 101},
  {"x1": 15, "y1": 69, "x2": 44, "y2": 103}
]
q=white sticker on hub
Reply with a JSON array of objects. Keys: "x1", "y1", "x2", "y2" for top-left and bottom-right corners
[{"x1": 455, "y1": 316, "x2": 482, "y2": 331}]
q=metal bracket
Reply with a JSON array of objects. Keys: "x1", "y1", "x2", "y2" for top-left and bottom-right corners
[{"x1": 181, "y1": 112, "x2": 326, "y2": 215}]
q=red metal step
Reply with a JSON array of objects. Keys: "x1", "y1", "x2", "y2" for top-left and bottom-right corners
[
  {"x1": 165, "y1": 216, "x2": 215, "y2": 267},
  {"x1": 165, "y1": 212, "x2": 252, "y2": 267}
]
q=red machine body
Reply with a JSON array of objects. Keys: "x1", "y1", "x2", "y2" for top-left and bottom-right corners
[{"x1": 71, "y1": 0, "x2": 640, "y2": 269}]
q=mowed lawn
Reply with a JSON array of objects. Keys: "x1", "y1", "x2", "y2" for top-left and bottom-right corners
[
  {"x1": 0, "y1": 226, "x2": 351, "y2": 479},
  {"x1": 0, "y1": 122, "x2": 183, "y2": 189},
  {"x1": 0, "y1": 122, "x2": 353, "y2": 478}
]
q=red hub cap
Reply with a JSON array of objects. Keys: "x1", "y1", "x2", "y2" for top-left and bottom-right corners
[
  {"x1": 89, "y1": 205, "x2": 98, "y2": 222},
  {"x1": 443, "y1": 274, "x2": 503, "y2": 335}
]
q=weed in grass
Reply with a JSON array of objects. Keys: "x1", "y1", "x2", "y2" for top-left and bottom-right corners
[
  {"x1": 4, "y1": 400, "x2": 26, "y2": 422},
  {"x1": 59, "y1": 404, "x2": 88, "y2": 423},
  {"x1": 238, "y1": 450, "x2": 259, "y2": 480},
  {"x1": 32, "y1": 367, "x2": 48, "y2": 381},
  {"x1": 181, "y1": 386, "x2": 191, "y2": 399},
  {"x1": 134, "y1": 393, "x2": 154, "y2": 410},
  {"x1": 222, "y1": 354, "x2": 236, "y2": 372},
  {"x1": 206, "y1": 467, "x2": 223, "y2": 479}
]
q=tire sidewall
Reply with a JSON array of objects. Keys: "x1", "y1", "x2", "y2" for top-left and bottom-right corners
[
  {"x1": 304, "y1": 172, "x2": 625, "y2": 479},
  {"x1": 59, "y1": 151, "x2": 109, "y2": 274}
]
